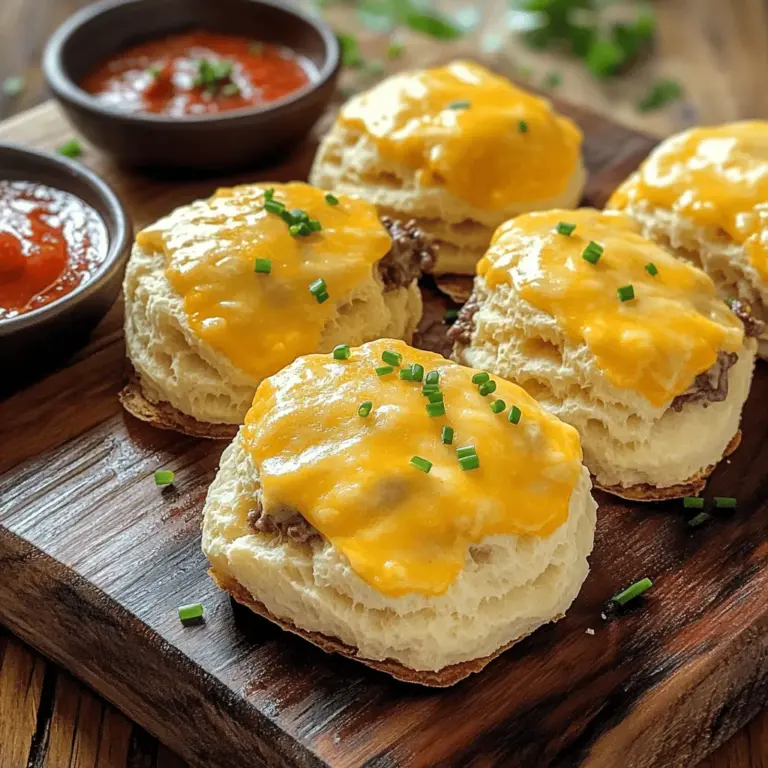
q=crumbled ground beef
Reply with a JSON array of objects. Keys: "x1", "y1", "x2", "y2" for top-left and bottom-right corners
[
  {"x1": 247, "y1": 502, "x2": 320, "y2": 544},
  {"x1": 446, "y1": 292, "x2": 480, "y2": 347},
  {"x1": 728, "y1": 298, "x2": 765, "y2": 338},
  {"x1": 669, "y1": 351, "x2": 738, "y2": 412},
  {"x1": 378, "y1": 217, "x2": 437, "y2": 290}
]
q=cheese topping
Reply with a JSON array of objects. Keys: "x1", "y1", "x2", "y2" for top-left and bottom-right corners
[
  {"x1": 339, "y1": 60, "x2": 582, "y2": 211},
  {"x1": 609, "y1": 121, "x2": 768, "y2": 283},
  {"x1": 478, "y1": 209, "x2": 744, "y2": 407},
  {"x1": 243, "y1": 339, "x2": 583, "y2": 597},
  {"x1": 136, "y1": 183, "x2": 392, "y2": 380}
]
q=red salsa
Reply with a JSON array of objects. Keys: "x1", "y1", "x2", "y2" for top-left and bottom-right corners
[
  {"x1": 0, "y1": 181, "x2": 108, "y2": 321},
  {"x1": 81, "y1": 31, "x2": 313, "y2": 117}
]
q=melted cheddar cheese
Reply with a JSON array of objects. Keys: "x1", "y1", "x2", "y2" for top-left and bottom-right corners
[
  {"x1": 478, "y1": 209, "x2": 744, "y2": 407},
  {"x1": 135, "y1": 183, "x2": 392, "y2": 380},
  {"x1": 609, "y1": 121, "x2": 768, "y2": 283},
  {"x1": 242, "y1": 339, "x2": 583, "y2": 597},
  {"x1": 339, "y1": 60, "x2": 582, "y2": 211}
]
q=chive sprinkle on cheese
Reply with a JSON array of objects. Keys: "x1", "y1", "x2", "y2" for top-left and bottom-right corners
[
  {"x1": 556, "y1": 221, "x2": 576, "y2": 236},
  {"x1": 358, "y1": 400, "x2": 373, "y2": 418},
  {"x1": 309, "y1": 278, "x2": 328, "y2": 303},
  {"x1": 376, "y1": 365, "x2": 395, "y2": 376},
  {"x1": 333, "y1": 344, "x2": 350, "y2": 360},
  {"x1": 154, "y1": 470, "x2": 174, "y2": 486},
  {"x1": 410, "y1": 364, "x2": 424, "y2": 382},
  {"x1": 508, "y1": 405, "x2": 522, "y2": 425},
  {"x1": 382, "y1": 350, "x2": 402, "y2": 366},
  {"x1": 324, "y1": 193, "x2": 339, "y2": 206},
  {"x1": 471, "y1": 371, "x2": 490, "y2": 385},
  {"x1": 490, "y1": 399, "x2": 506, "y2": 414},
  {"x1": 478, "y1": 380, "x2": 497, "y2": 396},
  {"x1": 441, "y1": 425, "x2": 454, "y2": 445},
  {"x1": 253, "y1": 258, "x2": 271, "y2": 274},
  {"x1": 447, "y1": 99, "x2": 471, "y2": 109},
  {"x1": 399, "y1": 367, "x2": 413, "y2": 381},
  {"x1": 426, "y1": 401, "x2": 446, "y2": 417},
  {"x1": 611, "y1": 577, "x2": 652, "y2": 606},
  {"x1": 518, "y1": 119, "x2": 528, "y2": 133},
  {"x1": 410, "y1": 456, "x2": 432, "y2": 473},
  {"x1": 645, "y1": 262, "x2": 659, "y2": 277},
  {"x1": 617, "y1": 284, "x2": 635, "y2": 302},
  {"x1": 582, "y1": 241, "x2": 603, "y2": 264}
]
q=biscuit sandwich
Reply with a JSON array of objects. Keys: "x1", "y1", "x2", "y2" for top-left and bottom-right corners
[
  {"x1": 608, "y1": 121, "x2": 768, "y2": 357},
  {"x1": 309, "y1": 60, "x2": 584, "y2": 276},
  {"x1": 451, "y1": 209, "x2": 760, "y2": 500},
  {"x1": 201, "y1": 338, "x2": 597, "y2": 685},
  {"x1": 122, "y1": 182, "x2": 435, "y2": 437}
]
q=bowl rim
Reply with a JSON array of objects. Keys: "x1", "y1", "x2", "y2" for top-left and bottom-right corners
[
  {"x1": 0, "y1": 142, "x2": 132, "y2": 336},
  {"x1": 42, "y1": 0, "x2": 341, "y2": 127}
]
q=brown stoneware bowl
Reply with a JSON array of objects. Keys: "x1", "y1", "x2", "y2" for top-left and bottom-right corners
[
  {"x1": 0, "y1": 143, "x2": 131, "y2": 394},
  {"x1": 42, "y1": 0, "x2": 341, "y2": 172}
]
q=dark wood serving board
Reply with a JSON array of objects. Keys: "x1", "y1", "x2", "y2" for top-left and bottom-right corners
[{"x1": 2, "y1": 94, "x2": 768, "y2": 768}]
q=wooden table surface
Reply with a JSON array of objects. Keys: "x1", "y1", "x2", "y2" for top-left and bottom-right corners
[{"x1": 1, "y1": 1, "x2": 767, "y2": 766}]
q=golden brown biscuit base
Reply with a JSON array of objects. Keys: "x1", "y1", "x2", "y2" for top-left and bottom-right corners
[
  {"x1": 595, "y1": 430, "x2": 742, "y2": 501},
  {"x1": 435, "y1": 274, "x2": 474, "y2": 303},
  {"x1": 209, "y1": 569, "x2": 547, "y2": 687},
  {"x1": 119, "y1": 374, "x2": 238, "y2": 440}
]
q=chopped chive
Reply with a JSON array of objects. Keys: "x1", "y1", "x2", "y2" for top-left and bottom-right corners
[
  {"x1": 154, "y1": 470, "x2": 174, "y2": 486},
  {"x1": 459, "y1": 454, "x2": 480, "y2": 471},
  {"x1": 687, "y1": 511, "x2": 712, "y2": 528},
  {"x1": 426, "y1": 401, "x2": 446, "y2": 417},
  {"x1": 315, "y1": 290, "x2": 329, "y2": 304},
  {"x1": 617, "y1": 284, "x2": 635, "y2": 302},
  {"x1": 291, "y1": 209, "x2": 309, "y2": 222},
  {"x1": 324, "y1": 192, "x2": 339, "y2": 206},
  {"x1": 441, "y1": 426, "x2": 454, "y2": 445},
  {"x1": 411, "y1": 364, "x2": 424, "y2": 382},
  {"x1": 582, "y1": 241, "x2": 604, "y2": 264},
  {"x1": 426, "y1": 391, "x2": 444, "y2": 404},
  {"x1": 611, "y1": 577, "x2": 653, "y2": 606},
  {"x1": 683, "y1": 496, "x2": 704, "y2": 509},
  {"x1": 309, "y1": 278, "x2": 327, "y2": 298},
  {"x1": 518, "y1": 119, "x2": 528, "y2": 133},
  {"x1": 280, "y1": 209, "x2": 296, "y2": 224},
  {"x1": 253, "y1": 258, "x2": 272, "y2": 274},
  {"x1": 263, "y1": 187, "x2": 275, "y2": 201},
  {"x1": 714, "y1": 496, "x2": 737, "y2": 509},
  {"x1": 221, "y1": 83, "x2": 240, "y2": 97},
  {"x1": 490, "y1": 399, "x2": 506, "y2": 414},
  {"x1": 307, "y1": 218, "x2": 322, "y2": 232},
  {"x1": 264, "y1": 199, "x2": 285, "y2": 214},
  {"x1": 478, "y1": 380, "x2": 496, "y2": 396},
  {"x1": 456, "y1": 446, "x2": 477, "y2": 459},
  {"x1": 333, "y1": 344, "x2": 350, "y2": 360},
  {"x1": 57, "y1": 139, "x2": 82, "y2": 158},
  {"x1": 422, "y1": 385, "x2": 440, "y2": 396},
  {"x1": 425, "y1": 370, "x2": 440, "y2": 386},
  {"x1": 472, "y1": 371, "x2": 490, "y2": 385},
  {"x1": 645, "y1": 262, "x2": 659, "y2": 277},
  {"x1": 376, "y1": 365, "x2": 394, "y2": 376},
  {"x1": 410, "y1": 456, "x2": 432, "y2": 473},
  {"x1": 382, "y1": 350, "x2": 402, "y2": 366},
  {"x1": 386, "y1": 42, "x2": 404, "y2": 60},
  {"x1": 508, "y1": 405, "x2": 522, "y2": 425},
  {"x1": 444, "y1": 308, "x2": 460, "y2": 321},
  {"x1": 2, "y1": 75, "x2": 25, "y2": 96},
  {"x1": 556, "y1": 221, "x2": 576, "y2": 236},
  {"x1": 290, "y1": 222, "x2": 312, "y2": 237},
  {"x1": 399, "y1": 368, "x2": 413, "y2": 380},
  {"x1": 447, "y1": 99, "x2": 470, "y2": 109},
  {"x1": 178, "y1": 603, "x2": 204, "y2": 624},
  {"x1": 358, "y1": 400, "x2": 373, "y2": 417}
]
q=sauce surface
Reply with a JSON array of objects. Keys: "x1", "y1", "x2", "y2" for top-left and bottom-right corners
[
  {"x1": 608, "y1": 121, "x2": 768, "y2": 283},
  {"x1": 478, "y1": 209, "x2": 744, "y2": 407},
  {"x1": 82, "y1": 31, "x2": 312, "y2": 117},
  {"x1": 244, "y1": 339, "x2": 583, "y2": 597},
  {"x1": 339, "y1": 60, "x2": 582, "y2": 211},
  {"x1": 0, "y1": 181, "x2": 108, "y2": 321},
  {"x1": 136, "y1": 183, "x2": 392, "y2": 380}
]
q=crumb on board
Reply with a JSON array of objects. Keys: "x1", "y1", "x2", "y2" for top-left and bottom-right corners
[{"x1": 586, "y1": 628, "x2": 595, "y2": 636}]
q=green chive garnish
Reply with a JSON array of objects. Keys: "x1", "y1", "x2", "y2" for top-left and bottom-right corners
[
  {"x1": 444, "y1": 308, "x2": 460, "y2": 321},
  {"x1": 422, "y1": 385, "x2": 439, "y2": 396},
  {"x1": 556, "y1": 221, "x2": 576, "y2": 236},
  {"x1": 154, "y1": 470, "x2": 174, "y2": 486},
  {"x1": 683, "y1": 496, "x2": 704, "y2": 509},
  {"x1": 410, "y1": 456, "x2": 432, "y2": 473},
  {"x1": 508, "y1": 405, "x2": 522, "y2": 425},
  {"x1": 221, "y1": 83, "x2": 240, "y2": 97},
  {"x1": 316, "y1": 291, "x2": 329, "y2": 303},
  {"x1": 478, "y1": 380, "x2": 497, "y2": 396},
  {"x1": 309, "y1": 278, "x2": 327, "y2": 300},
  {"x1": 411, "y1": 364, "x2": 424, "y2": 382},
  {"x1": 611, "y1": 577, "x2": 652, "y2": 606},
  {"x1": 459, "y1": 454, "x2": 480, "y2": 471},
  {"x1": 265, "y1": 199, "x2": 284, "y2": 214},
  {"x1": 425, "y1": 370, "x2": 440, "y2": 386},
  {"x1": 426, "y1": 391, "x2": 444, "y2": 404},
  {"x1": 399, "y1": 368, "x2": 413, "y2": 381},
  {"x1": 518, "y1": 119, "x2": 528, "y2": 133},
  {"x1": 617, "y1": 284, "x2": 635, "y2": 302},
  {"x1": 441, "y1": 426, "x2": 454, "y2": 445},
  {"x1": 382, "y1": 350, "x2": 402, "y2": 366},
  {"x1": 253, "y1": 258, "x2": 271, "y2": 274},
  {"x1": 472, "y1": 371, "x2": 490, "y2": 385},
  {"x1": 490, "y1": 399, "x2": 506, "y2": 414},
  {"x1": 456, "y1": 446, "x2": 476, "y2": 459},
  {"x1": 714, "y1": 496, "x2": 737, "y2": 509},
  {"x1": 582, "y1": 241, "x2": 603, "y2": 264},
  {"x1": 308, "y1": 218, "x2": 322, "y2": 232},
  {"x1": 358, "y1": 401, "x2": 373, "y2": 417},
  {"x1": 264, "y1": 188, "x2": 275, "y2": 201},
  {"x1": 645, "y1": 262, "x2": 658, "y2": 277},
  {"x1": 2, "y1": 75, "x2": 25, "y2": 97},
  {"x1": 333, "y1": 344, "x2": 350, "y2": 360},
  {"x1": 291, "y1": 209, "x2": 309, "y2": 223},
  {"x1": 57, "y1": 139, "x2": 82, "y2": 158},
  {"x1": 447, "y1": 100, "x2": 470, "y2": 109},
  {"x1": 426, "y1": 401, "x2": 446, "y2": 417},
  {"x1": 290, "y1": 222, "x2": 312, "y2": 237},
  {"x1": 376, "y1": 365, "x2": 394, "y2": 376},
  {"x1": 178, "y1": 603, "x2": 204, "y2": 624},
  {"x1": 324, "y1": 193, "x2": 339, "y2": 206},
  {"x1": 687, "y1": 512, "x2": 712, "y2": 528}
]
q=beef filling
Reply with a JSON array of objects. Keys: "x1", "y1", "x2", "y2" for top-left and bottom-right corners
[
  {"x1": 728, "y1": 298, "x2": 765, "y2": 339},
  {"x1": 247, "y1": 502, "x2": 320, "y2": 544},
  {"x1": 669, "y1": 351, "x2": 738, "y2": 412},
  {"x1": 446, "y1": 292, "x2": 480, "y2": 347},
  {"x1": 378, "y1": 217, "x2": 437, "y2": 290}
]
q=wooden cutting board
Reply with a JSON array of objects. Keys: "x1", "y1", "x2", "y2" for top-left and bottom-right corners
[{"x1": 1, "y1": 96, "x2": 768, "y2": 768}]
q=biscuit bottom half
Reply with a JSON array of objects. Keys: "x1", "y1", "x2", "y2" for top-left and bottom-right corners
[{"x1": 201, "y1": 437, "x2": 597, "y2": 685}]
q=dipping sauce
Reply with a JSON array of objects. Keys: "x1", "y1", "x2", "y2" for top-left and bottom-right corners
[
  {"x1": 81, "y1": 31, "x2": 313, "y2": 117},
  {"x1": 0, "y1": 181, "x2": 108, "y2": 321}
]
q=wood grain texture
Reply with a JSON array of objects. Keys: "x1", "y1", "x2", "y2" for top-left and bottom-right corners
[{"x1": 1, "y1": 2, "x2": 768, "y2": 767}]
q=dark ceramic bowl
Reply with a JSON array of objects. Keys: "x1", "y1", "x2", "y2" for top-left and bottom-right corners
[
  {"x1": 0, "y1": 143, "x2": 131, "y2": 393},
  {"x1": 42, "y1": 0, "x2": 340, "y2": 172}
]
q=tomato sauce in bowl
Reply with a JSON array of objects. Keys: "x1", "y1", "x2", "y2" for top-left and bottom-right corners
[
  {"x1": 81, "y1": 31, "x2": 313, "y2": 117},
  {"x1": 0, "y1": 181, "x2": 108, "y2": 321}
]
